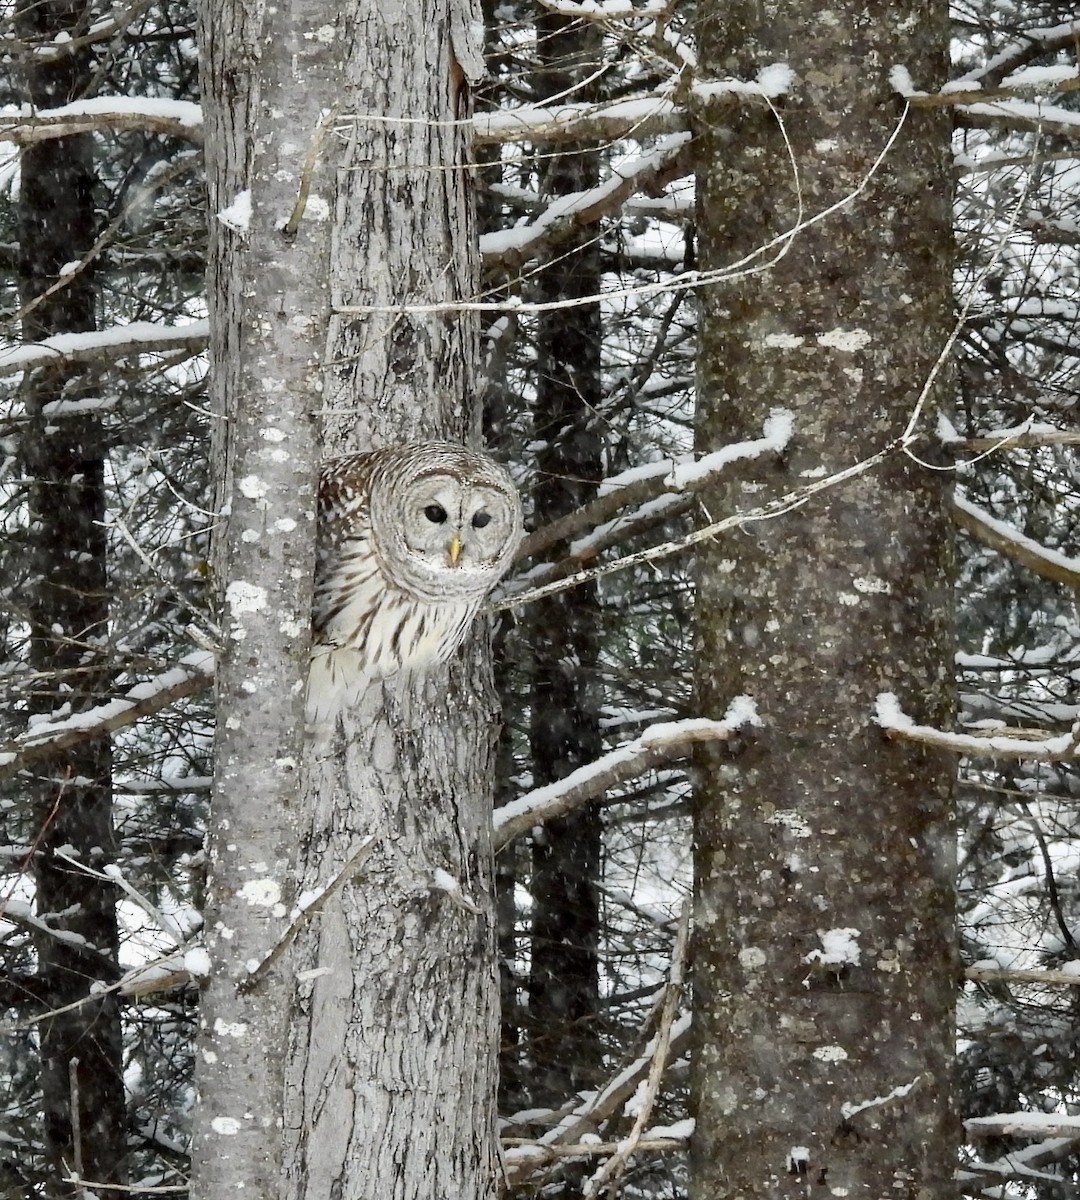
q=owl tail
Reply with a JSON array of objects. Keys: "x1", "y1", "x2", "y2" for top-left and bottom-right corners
[{"x1": 305, "y1": 645, "x2": 370, "y2": 732}]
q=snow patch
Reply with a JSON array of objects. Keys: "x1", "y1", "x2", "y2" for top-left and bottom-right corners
[
  {"x1": 238, "y1": 474, "x2": 268, "y2": 500},
  {"x1": 211, "y1": 1116, "x2": 242, "y2": 1136},
  {"x1": 225, "y1": 581, "x2": 267, "y2": 615},
  {"x1": 213, "y1": 1019, "x2": 248, "y2": 1039},
  {"x1": 805, "y1": 928, "x2": 861, "y2": 967},
  {"x1": 816, "y1": 328, "x2": 870, "y2": 352},
  {"x1": 184, "y1": 947, "x2": 212, "y2": 978},
  {"x1": 889, "y1": 65, "x2": 917, "y2": 97},
  {"x1": 217, "y1": 189, "x2": 252, "y2": 233},
  {"x1": 239, "y1": 879, "x2": 283, "y2": 908},
  {"x1": 762, "y1": 332, "x2": 805, "y2": 349}
]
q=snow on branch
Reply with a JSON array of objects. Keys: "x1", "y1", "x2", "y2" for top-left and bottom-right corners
[
  {"x1": 966, "y1": 965, "x2": 1080, "y2": 988},
  {"x1": 691, "y1": 63, "x2": 796, "y2": 102},
  {"x1": 535, "y1": 0, "x2": 673, "y2": 19},
  {"x1": 6, "y1": 0, "x2": 158, "y2": 62},
  {"x1": 481, "y1": 133, "x2": 691, "y2": 269},
  {"x1": 874, "y1": 693, "x2": 1080, "y2": 763},
  {"x1": 955, "y1": 99, "x2": 1080, "y2": 141},
  {"x1": 502, "y1": 1011, "x2": 692, "y2": 1185},
  {"x1": 0, "y1": 319, "x2": 209, "y2": 379},
  {"x1": 0, "y1": 97, "x2": 203, "y2": 144},
  {"x1": 966, "y1": 1113, "x2": 1080, "y2": 1139},
  {"x1": 953, "y1": 421, "x2": 1080, "y2": 453},
  {"x1": 473, "y1": 65, "x2": 792, "y2": 145},
  {"x1": 890, "y1": 61, "x2": 1080, "y2": 138},
  {"x1": 493, "y1": 700, "x2": 761, "y2": 852},
  {"x1": 582, "y1": 901, "x2": 690, "y2": 1196},
  {"x1": 954, "y1": 492, "x2": 1080, "y2": 589},
  {"x1": 518, "y1": 408, "x2": 793, "y2": 563},
  {"x1": 890, "y1": 62, "x2": 1080, "y2": 109},
  {"x1": 950, "y1": 19, "x2": 1080, "y2": 91},
  {"x1": 473, "y1": 94, "x2": 687, "y2": 145},
  {"x1": 0, "y1": 652, "x2": 214, "y2": 780}
]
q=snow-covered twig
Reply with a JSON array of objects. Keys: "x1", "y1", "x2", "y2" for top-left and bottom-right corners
[
  {"x1": 517, "y1": 409, "x2": 793, "y2": 563},
  {"x1": 53, "y1": 851, "x2": 187, "y2": 947},
  {"x1": 493, "y1": 701, "x2": 760, "y2": 851},
  {"x1": 0, "y1": 97, "x2": 202, "y2": 144},
  {"x1": 481, "y1": 133, "x2": 691, "y2": 269},
  {"x1": 874, "y1": 693, "x2": 1080, "y2": 763},
  {"x1": 0, "y1": 652, "x2": 214, "y2": 780},
  {"x1": 239, "y1": 836, "x2": 378, "y2": 994},
  {"x1": 954, "y1": 492, "x2": 1080, "y2": 589},
  {"x1": 502, "y1": 1014, "x2": 693, "y2": 1185},
  {"x1": 0, "y1": 319, "x2": 209, "y2": 379},
  {"x1": 584, "y1": 900, "x2": 690, "y2": 1196}
]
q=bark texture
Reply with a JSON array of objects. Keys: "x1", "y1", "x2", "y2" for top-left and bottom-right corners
[
  {"x1": 189, "y1": 0, "x2": 331, "y2": 1191},
  {"x1": 281, "y1": 0, "x2": 500, "y2": 1196},
  {"x1": 524, "y1": 10, "x2": 604, "y2": 1115},
  {"x1": 690, "y1": 4, "x2": 958, "y2": 1197},
  {"x1": 15, "y1": 0, "x2": 126, "y2": 1189}
]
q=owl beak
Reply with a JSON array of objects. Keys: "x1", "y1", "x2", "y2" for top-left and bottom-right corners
[{"x1": 447, "y1": 534, "x2": 462, "y2": 567}]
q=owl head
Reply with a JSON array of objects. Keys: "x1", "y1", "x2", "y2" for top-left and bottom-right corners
[{"x1": 369, "y1": 443, "x2": 523, "y2": 601}]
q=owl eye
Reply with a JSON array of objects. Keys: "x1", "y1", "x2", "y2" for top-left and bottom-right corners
[
  {"x1": 471, "y1": 510, "x2": 492, "y2": 529},
  {"x1": 424, "y1": 504, "x2": 448, "y2": 524}
]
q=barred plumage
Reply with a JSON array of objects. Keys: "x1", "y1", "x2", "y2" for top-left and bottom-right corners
[{"x1": 307, "y1": 442, "x2": 523, "y2": 727}]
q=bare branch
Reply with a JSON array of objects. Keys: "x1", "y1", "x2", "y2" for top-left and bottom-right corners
[
  {"x1": 584, "y1": 900, "x2": 690, "y2": 1196},
  {"x1": 502, "y1": 1013, "x2": 692, "y2": 1186}
]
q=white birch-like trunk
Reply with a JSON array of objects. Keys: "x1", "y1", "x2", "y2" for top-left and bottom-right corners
[{"x1": 189, "y1": 0, "x2": 336, "y2": 1192}]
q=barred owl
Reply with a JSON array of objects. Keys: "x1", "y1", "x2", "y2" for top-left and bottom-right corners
[{"x1": 307, "y1": 441, "x2": 523, "y2": 726}]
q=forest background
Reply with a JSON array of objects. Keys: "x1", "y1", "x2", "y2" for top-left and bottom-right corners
[{"x1": 1, "y1": 0, "x2": 1079, "y2": 1197}]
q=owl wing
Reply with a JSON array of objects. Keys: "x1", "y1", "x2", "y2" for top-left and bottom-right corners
[{"x1": 313, "y1": 452, "x2": 380, "y2": 639}]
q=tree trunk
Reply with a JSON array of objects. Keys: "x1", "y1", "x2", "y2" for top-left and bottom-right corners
[
  {"x1": 524, "y1": 10, "x2": 605, "y2": 1117},
  {"x1": 690, "y1": 4, "x2": 958, "y2": 1197},
  {"x1": 188, "y1": 0, "x2": 330, "y2": 1190},
  {"x1": 280, "y1": 0, "x2": 500, "y2": 1197},
  {"x1": 15, "y1": 0, "x2": 126, "y2": 1190}
]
